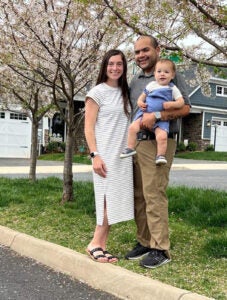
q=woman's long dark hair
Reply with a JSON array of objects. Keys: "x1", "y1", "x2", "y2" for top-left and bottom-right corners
[{"x1": 96, "y1": 49, "x2": 131, "y2": 117}]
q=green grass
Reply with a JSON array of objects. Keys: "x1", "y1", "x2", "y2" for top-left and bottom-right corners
[
  {"x1": 0, "y1": 178, "x2": 226, "y2": 300},
  {"x1": 175, "y1": 151, "x2": 227, "y2": 161},
  {"x1": 38, "y1": 151, "x2": 227, "y2": 164},
  {"x1": 39, "y1": 153, "x2": 91, "y2": 164}
]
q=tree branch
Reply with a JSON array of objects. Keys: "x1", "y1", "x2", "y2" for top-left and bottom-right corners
[{"x1": 187, "y1": 0, "x2": 227, "y2": 30}]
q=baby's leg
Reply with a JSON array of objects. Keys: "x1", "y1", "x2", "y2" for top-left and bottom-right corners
[
  {"x1": 155, "y1": 127, "x2": 168, "y2": 157},
  {"x1": 127, "y1": 119, "x2": 141, "y2": 149}
]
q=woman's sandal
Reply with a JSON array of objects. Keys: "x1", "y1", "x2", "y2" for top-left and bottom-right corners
[
  {"x1": 86, "y1": 247, "x2": 108, "y2": 263},
  {"x1": 103, "y1": 250, "x2": 118, "y2": 263}
]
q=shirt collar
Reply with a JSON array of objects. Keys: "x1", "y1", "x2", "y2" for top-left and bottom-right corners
[{"x1": 138, "y1": 70, "x2": 154, "y2": 78}]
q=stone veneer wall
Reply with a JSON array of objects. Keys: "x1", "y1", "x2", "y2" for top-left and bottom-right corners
[{"x1": 182, "y1": 113, "x2": 210, "y2": 151}]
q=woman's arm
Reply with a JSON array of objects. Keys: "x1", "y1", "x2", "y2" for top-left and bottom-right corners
[
  {"x1": 84, "y1": 98, "x2": 107, "y2": 178},
  {"x1": 84, "y1": 98, "x2": 99, "y2": 153}
]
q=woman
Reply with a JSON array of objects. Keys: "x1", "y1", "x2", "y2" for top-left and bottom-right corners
[{"x1": 84, "y1": 49, "x2": 134, "y2": 263}]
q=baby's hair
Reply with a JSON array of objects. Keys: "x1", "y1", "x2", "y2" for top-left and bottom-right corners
[{"x1": 155, "y1": 58, "x2": 176, "y2": 72}]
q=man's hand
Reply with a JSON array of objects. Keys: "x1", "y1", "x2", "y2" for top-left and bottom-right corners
[{"x1": 140, "y1": 112, "x2": 156, "y2": 131}]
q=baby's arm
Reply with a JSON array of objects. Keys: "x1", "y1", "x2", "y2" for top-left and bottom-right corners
[
  {"x1": 163, "y1": 85, "x2": 184, "y2": 110},
  {"x1": 163, "y1": 97, "x2": 184, "y2": 110},
  {"x1": 137, "y1": 92, "x2": 147, "y2": 111}
]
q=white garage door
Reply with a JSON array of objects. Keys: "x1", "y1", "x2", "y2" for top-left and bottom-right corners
[
  {"x1": 0, "y1": 111, "x2": 31, "y2": 158},
  {"x1": 210, "y1": 118, "x2": 227, "y2": 152}
]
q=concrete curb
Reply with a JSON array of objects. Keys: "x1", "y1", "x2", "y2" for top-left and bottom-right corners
[{"x1": 0, "y1": 225, "x2": 213, "y2": 300}]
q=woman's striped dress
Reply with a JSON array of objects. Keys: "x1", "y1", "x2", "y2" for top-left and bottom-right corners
[{"x1": 86, "y1": 83, "x2": 134, "y2": 225}]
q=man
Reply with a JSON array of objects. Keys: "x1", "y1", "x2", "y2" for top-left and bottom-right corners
[{"x1": 125, "y1": 35, "x2": 191, "y2": 268}]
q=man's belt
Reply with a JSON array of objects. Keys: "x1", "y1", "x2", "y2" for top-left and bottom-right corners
[{"x1": 137, "y1": 131, "x2": 176, "y2": 141}]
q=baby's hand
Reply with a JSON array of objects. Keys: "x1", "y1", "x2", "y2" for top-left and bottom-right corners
[{"x1": 138, "y1": 100, "x2": 147, "y2": 111}]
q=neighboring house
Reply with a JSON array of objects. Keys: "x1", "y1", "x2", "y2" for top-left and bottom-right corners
[
  {"x1": 0, "y1": 109, "x2": 32, "y2": 158},
  {"x1": 48, "y1": 95, "x2": 86, "y2": 153},
  {"x1": 1, "y1": 66, "x2": 226, "y2": 158},
  {"x1": 0, "y1": 94, "x2": 85, "y2": 158},
  {"x1": 181, "y1": 73, "x2": 227, "y2": 151},
  {"x1": 0, "y1": 106, "x2": 49, "y2": 158}
]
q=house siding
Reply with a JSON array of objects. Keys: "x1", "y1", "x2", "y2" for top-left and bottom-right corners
[{"x1": 191, "y1": 83, "x2": 227, "y2": 109}]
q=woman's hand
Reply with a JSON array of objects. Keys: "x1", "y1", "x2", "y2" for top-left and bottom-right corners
[{"x1": 92, "y1": 156, "x2": 107, "y2": 178}]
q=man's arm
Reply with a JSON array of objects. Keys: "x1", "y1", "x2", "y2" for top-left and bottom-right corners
[
  {"x1": 140, "y1": 104, "x2": 190, "y2": 131},
  {"x1": 161, "y1": 104, "x2": 190, "y2": 120}
]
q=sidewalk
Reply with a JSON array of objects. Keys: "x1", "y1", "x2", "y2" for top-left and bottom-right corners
[{"x1": 0, "y1": 157, "x2": 227, "y2": 175}]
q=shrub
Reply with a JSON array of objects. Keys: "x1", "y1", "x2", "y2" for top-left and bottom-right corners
[
  {"x1": 46, "y1": 141, "x2": 59, "y2": 153},
  {"x1": 186, "y1": 142, "x2": 197, "y2": 152},
  {"x1": 45, "y1": 141, "x2": 65, "y2": 153},
  {"x1": 59, "y1": 142, "x2": 66, "y2": 152},
  {"x1": 205, "y1": 144, "x2": 214, "y2": 151},
  {"x1": 176, "y1": 142, "x2": 186, "y2": 152}
]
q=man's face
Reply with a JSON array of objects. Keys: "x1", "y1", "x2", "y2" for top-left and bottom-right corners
[{"x1": 134, "y1": 37, "x2": 160, "y2": 74}]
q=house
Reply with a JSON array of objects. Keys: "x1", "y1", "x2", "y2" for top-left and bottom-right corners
[
  {"x1": 0, "y1": 105, "x2": 49, "y2": 158},
  {"x1": 1, "y1": 66, "x2": 226, "y2": 158},
  {"x1": 0, "y1": 95, "x2": 85, "y2": 158},
  {"x1": 181, "y1": 71, "x2": 227, "y2": 151},
  {"x1": 48, "y1": 95, "x2": 86, "y2": 154}
]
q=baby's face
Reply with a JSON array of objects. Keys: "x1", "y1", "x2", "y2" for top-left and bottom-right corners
[{"x1": 154, "y1": 61, "x2": 175, "y2": 86}]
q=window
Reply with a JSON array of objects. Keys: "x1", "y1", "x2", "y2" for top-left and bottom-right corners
[
  {"x1": 212, "y1": 120, "x2": 221, "y2": 126},
  {"x1": 0, "y1": 112, "x2": 5, "y2": 119},
  {"x1": 224, "y1": 121, "x2": 227, "y2": 126},
  {"x1": 216, "y1": 85, "x2": 227, "y2": 97},
  {"x1": 10, "y1": 113, "x2": 27, "y2": 120}
]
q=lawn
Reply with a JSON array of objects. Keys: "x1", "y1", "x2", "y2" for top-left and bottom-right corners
[
  {"x1": 39, "y1": 152, "x2": 92, "y2": 164},
  {"x1": 38, "y1": 151, "x2": 227, "y2": 164},
  {"x1": 0, "y1": 177, "x2": 226, "y2": 300},
  {"x1": 175, "y1": 151, "x2": 227, "y2": 161}
]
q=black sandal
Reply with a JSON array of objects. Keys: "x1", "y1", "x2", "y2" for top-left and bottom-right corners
[
  {"x1": 103, "y1": 250, "x2": 118, "y2": 263},
  {"x1": 86, "y1": 247, "x2": 108, "y2": 263}
]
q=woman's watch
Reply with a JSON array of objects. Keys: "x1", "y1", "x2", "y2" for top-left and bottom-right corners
[
  {"x1": 154, "y1": 111, "x2": 161, "y2": 122},
  {"x1": 90, "y1": 151, "x2": 99, "y2": 158}
]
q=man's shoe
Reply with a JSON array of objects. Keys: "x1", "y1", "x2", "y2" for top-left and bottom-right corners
[
  {"x1": 140, "y1": 249, "x2": 171, "y2": 268},
  {"x1": 125, "y1": 242, "x2": 151, "y2": 260}
]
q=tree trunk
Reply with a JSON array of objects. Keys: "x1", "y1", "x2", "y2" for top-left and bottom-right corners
[
  {"x1": 29, "y1": 120, "x2": 39, "y2": 181},
  {"x1": 61, "y1": 124, "x2": 74, "y2": 203}
]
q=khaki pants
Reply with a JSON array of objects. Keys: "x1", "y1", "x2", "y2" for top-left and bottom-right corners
[{"x1": 133, "y1": 138, "x2": 176, "y2": 258}]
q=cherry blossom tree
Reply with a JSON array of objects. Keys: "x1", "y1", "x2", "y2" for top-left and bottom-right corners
[
  {"x1": 102, "y1": 0, "x2": 227, "y2": 95},
  {"x1": 102, "y1": 0, "x2": 226, "y2": 67},
  {"x1": 0, "y1": 0, "x2": 132, "y2": 202},
  {"x1": 0, "y1": 67, "x2": 54, "y2": 181}
]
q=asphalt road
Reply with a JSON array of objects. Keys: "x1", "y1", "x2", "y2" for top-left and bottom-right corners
[
  {"x1": 170, "y1": 169, "x2": 227, "y2": 191},
  {"x1": 0, "y1": 158, "x2": 226, "y2": 191},
  {"x1": 0, "y1": 244, "x2": 120, "y2": 300}
]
